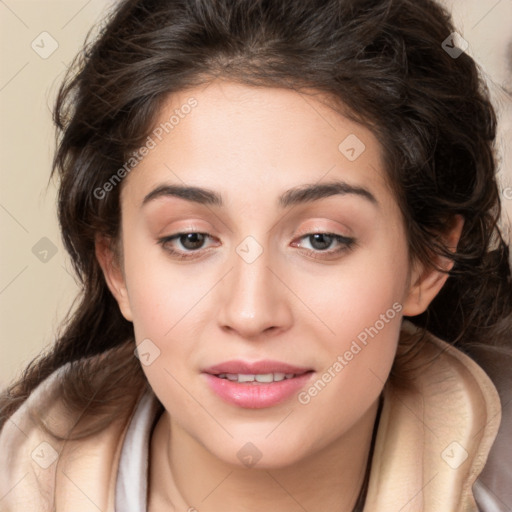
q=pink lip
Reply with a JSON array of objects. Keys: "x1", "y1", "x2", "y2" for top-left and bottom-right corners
[
  {"x1": 202, "y1": 359, "x2": 315, "y2": 409},
  {"x1": 203, "y1": 359, "x2": 313, "y2": 375}
]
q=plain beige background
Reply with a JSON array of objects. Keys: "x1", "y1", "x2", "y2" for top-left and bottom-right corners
[{"x1": 1, "y1": 0, "x2": 511, "y2": 388}]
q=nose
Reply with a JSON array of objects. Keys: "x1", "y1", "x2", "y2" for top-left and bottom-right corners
[{"x1": 216, "y1": 240, "x2": 293, "y2": 340}]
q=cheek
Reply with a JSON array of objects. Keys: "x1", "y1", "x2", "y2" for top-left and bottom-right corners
[
  {"x1": 304, "y1": 278, "x2": 403, "y2": 399},
  {"x1": 292, "y1": 233, "x2": 408, "y2": 403},
  {"x1": 121, "y1": 238, "x2": 212, "y2": 395},
  {"x1": 295, "y1": 322, "x2": 400, "y2": 451},
  {"x1": 295, "y1": 273, "x2": 404, "y2": 438},
  {"x1": 121, "y1": 230, "x2": 201, "y2": 339},
  {"x1": 294, "y1": 234, "x2": 408, "y2": 342}
]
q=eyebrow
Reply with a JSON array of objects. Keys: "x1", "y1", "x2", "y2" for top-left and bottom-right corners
[{"x1": 141, "y1": 180, "x2": 378, "y2": 209}]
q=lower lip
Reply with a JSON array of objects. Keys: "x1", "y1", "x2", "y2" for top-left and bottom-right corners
[{"x1": 203, "y1": 372, "x2": 314, "y2": 408}]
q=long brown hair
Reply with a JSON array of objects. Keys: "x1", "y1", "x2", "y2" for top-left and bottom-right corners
[{"x1": 1, "y1": 0, "x2": 511, "y2": 436}]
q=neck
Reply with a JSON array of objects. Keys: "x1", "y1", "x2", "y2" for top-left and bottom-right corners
[{"x1": 148, "y1": 399, "x2": 380, "y2": 512}]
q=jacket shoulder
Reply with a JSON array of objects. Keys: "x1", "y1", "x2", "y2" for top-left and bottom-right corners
[
  {"x1": 0, "y1": 364, "x2": 72, "y2": 510},
  {"x1": 464, "y1": 340, "x2": 512, "y2": 511},
  {"x1": 364, "y1": 323, "x2": 502, "y2": 511},
  {"x1": 0, "y1": 360, "x2": 138, "y2": 511}
]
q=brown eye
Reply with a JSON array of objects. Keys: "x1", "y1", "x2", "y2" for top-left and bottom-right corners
[
  {"x1": 307, "y1": 233, "x2": 335, "y2": 251},
  {"x1": 157, "y1": 232, "x2": 218, "y2": 261},
  {"x1": 291, "y1": 232, "x2": 356, "y2": 260},
  {"x1": 177, "y1": 232, "x2": 207, "y2": 250}
]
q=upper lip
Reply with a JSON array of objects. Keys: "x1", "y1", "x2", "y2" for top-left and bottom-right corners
[{"x1": 203, "y1": 360, "x2": 313, "y2": 375}]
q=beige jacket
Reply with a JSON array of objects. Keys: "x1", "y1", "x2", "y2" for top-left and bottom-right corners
[{"x1": 0, "y1": 327, "x2": 505, "y2": 511}]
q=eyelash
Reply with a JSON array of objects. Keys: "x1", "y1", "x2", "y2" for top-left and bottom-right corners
[{"x1": 157, "y1": 231, "x2": 356, "y2": 261}]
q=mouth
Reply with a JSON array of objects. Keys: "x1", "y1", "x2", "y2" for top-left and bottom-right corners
[
  {"x1": 211, "y1": 371, "x2": 312, "y2": 384},
  {"x1": 202, "y1": 360, "x2": 315, "y2": 408},
  {"x1": 203, "y1": 359, "x2": 313, "y2": 376}
]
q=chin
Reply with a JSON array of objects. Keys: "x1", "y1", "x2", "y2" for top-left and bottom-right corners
[{"x1": 206, "y1": 435, "x2": 315, "y2": 470}]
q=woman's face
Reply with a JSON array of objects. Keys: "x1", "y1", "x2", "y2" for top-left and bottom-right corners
[{"x1": 101, "y1": 80, "x2": 441, "y2": 468}]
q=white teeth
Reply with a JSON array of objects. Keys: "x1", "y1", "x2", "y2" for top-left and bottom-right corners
[
  {"x1": 256, "y1": 373, "x2": 286, "y2": 383},
  {"x1": 254, "y1": 373, "x2": 273, "y2": 383},
  {"x1": 217, "y1": 372, "x2": 296, "y2": 383}
]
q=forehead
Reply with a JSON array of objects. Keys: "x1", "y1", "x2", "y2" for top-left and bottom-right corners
[{"x1": 120, "y1": 80, "x2": 393, "y2": 211}]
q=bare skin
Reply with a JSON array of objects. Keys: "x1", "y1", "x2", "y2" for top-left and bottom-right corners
[{"x1": 96, "y1": 80, "x2": 463, "y2": 511}]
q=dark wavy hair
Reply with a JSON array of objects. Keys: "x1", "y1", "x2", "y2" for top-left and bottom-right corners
[{"x1": 1, "y1": 0, "x2": 511, "y2": 436}]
